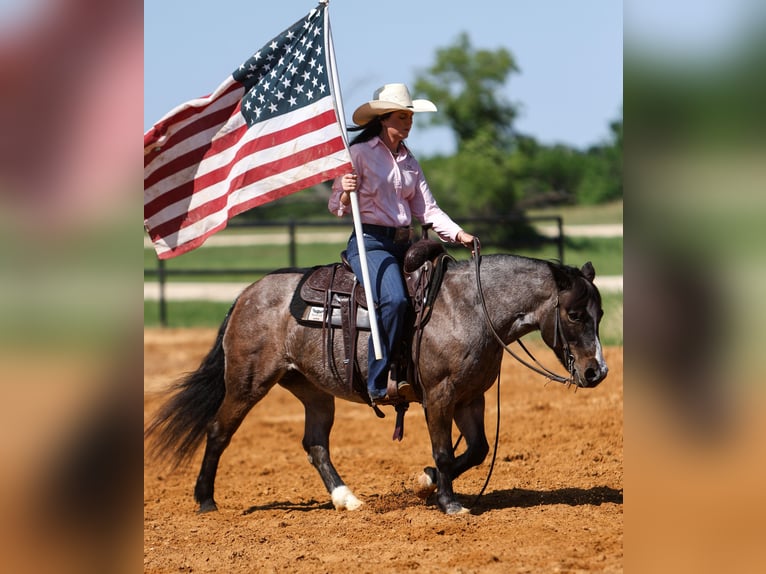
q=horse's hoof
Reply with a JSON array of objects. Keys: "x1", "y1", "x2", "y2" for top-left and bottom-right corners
[
  {"x1": 444, "y1": 502, "x2": 470, "y2": 515},
  {"x1": 414, "y1": 471, "x2": 437, "y2": 499},
  {"x1": 197, "y1": 501, "x2": 218, "y2": 514},
  {"x1": 331, "y1": 485, "x2": 364, "y2": 511}
]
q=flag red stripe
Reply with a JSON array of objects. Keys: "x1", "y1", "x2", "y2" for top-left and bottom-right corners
[
  {"x1": 144, "y1": 108, "x2": 339, "y2": 218},
  {"x1": 144, "y1": 118, "x2": 246, "y2": 192},
  {"x1": 233, "y1": 137, "x2": 347, "y2": 191},
  {"x1": 148, "y1": 136, "x2": 348, "y2": 239},
  {"x1": 228, "y1": 165, "x2": 351, "y2": 217},
  {"x1": 152, "y1": 163, "x2": 350, "y2": 260},
  {"x1": 156, "y1": 81, "x2": 242, "y2": 129},
  {"x1": 146, "y1": 107, "x2": 338, "y2": 190},
  {"x1": 144, "y1": 103, "x2": 241, "y2": 170},
  {"x1": 152, "y1": 220, "x2": 229, "y2": 260},
  {"x1": 143, "y1": 81, "x2": 243, "y2": 164}
]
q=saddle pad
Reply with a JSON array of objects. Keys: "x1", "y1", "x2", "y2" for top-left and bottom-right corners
[{"x1": 302, "y1": 304, "x2": 371, "y2": 330}]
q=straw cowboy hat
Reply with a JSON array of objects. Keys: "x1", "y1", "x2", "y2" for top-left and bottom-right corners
[{"x1": 352, "y1": 83, "x2": 437, "y2": 126}]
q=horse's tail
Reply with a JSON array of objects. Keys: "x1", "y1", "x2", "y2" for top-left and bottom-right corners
[{"x1": 144, "y1": 307, "x2": 233, "y2": 469}]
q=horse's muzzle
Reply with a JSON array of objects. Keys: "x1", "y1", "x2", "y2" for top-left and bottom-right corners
[{"x1": 580, "y1": 364, "x2": 608, "y2": 388}]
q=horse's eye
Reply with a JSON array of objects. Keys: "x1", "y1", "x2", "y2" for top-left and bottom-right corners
[{"x1": 568, "y1": 311, "x2": 584, "y2": 323}]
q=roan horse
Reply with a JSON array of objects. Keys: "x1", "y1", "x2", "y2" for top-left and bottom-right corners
[{"x1": 145, "y1": 253, "x2": 608, "y2": 515}]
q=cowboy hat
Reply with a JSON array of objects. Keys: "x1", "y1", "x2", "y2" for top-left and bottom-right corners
[{"x1": 351, "y1": 83, "x2": 437, "y2": 126}]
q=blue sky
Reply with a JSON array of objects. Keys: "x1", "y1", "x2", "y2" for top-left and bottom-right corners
[
  {"x1": 625, "y1": 0, "x2": 761, "y2": 58},
  {"x1": 144, "y1": 0, "x2": 623, "y2": 155}
]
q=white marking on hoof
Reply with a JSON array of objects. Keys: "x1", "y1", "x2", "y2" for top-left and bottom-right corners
[
  {"x1": 448, "y1": 505, "x2": 471, "y2": 516},
  {"x1": 414, "y1": 472, "x2": 437, "y2": 499},
  {"x1": 331, "y1": 486, "x2": 363, "y2": 511}
]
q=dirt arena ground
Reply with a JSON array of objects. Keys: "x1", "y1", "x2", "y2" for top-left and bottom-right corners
[{"x1": 144, "y1": 328, "x2": 623, "y2": 573}]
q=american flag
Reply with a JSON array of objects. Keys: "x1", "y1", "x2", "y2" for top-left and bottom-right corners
[{"x1": 144, "y1": 3, "x2": 351, "y2": 259}]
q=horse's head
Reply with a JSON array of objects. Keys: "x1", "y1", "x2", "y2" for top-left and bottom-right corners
[{"x1": 543, "y1": 261, "x2": 609, "y2": 388}]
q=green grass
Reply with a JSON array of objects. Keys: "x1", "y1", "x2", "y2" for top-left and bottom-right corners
[
  {"x1": 599, "y1": 292, "x2": 623, "y2": 346},
  {"x1": 564, "y1": 236, "x2": 622, "y2": 275},
  {"x1": 526, "y1": 199, "x2": 623, "y2": 225}
]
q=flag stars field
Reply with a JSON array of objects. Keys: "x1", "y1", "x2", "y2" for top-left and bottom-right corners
[{"x1": 236, "y1": 19, "x2": 328, "y2": 125}]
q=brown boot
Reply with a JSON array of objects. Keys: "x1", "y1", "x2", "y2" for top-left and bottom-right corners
[
  {"x1": 385, "y1": 371, "x2": 418, "y2": 403},
  {"x1": 395, "y1": 382, "x2": 418, "y2": 402}
]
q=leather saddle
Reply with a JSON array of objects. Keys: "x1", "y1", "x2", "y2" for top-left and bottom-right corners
[
  {"x1": 298, "y1": 258, "x2": 370, "y2": 329},
  {"x1": 292, "y1": 232, "x2": 453, "y2": 408}
]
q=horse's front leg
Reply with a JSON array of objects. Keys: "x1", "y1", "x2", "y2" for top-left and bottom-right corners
[
  {"x1": 417, "y1": 396, "x2": 488, "y2": 514},
  {"x1": 420, "y1": 402, "x2": 469, "y2": 515},
  {"x1": 282, "y1": 378, "x2": 363, "y2": 511},
  {"x1": 452, "y1": 395, "x2": 490, "y2": 477}
]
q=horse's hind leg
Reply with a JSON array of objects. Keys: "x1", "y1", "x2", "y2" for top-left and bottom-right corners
[
  {"x1": 194, "y1": 364, "x2": 278, "y2": 512},
  {"x1": 194, "y1": 391, "x2": 257, "y2": 512},
  {"x1": 280, "y1": 376, "x2": 363, "y2": 510}
]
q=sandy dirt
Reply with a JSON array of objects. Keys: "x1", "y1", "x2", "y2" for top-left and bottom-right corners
[{"x1": 144, "y1": 328, "x2": 623, "y2": 573}]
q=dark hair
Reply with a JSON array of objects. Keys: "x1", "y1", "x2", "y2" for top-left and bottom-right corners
[{"x1": 349, "y1": 113, "x2": 392, "y2": 146}]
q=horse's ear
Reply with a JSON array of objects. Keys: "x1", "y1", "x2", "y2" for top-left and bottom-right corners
[
  {"x1": 549, "y1": 263, "x2": 573, "y2": 291},
  {"x1": 581, "y1": 261, "x2": 596, "y2": 282}
]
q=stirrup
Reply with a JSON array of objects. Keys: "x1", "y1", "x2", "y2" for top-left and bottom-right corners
[{"x1": 371, "y1": 383, "x2": 416, "y2": 406}]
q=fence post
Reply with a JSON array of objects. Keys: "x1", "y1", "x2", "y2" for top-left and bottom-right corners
[
  {"x1": 288, "y1": 219, "x2": 297, "y2": 267},
  {"x1": 158, "y1": 258, "x2": 168, "y2": 327},
  {"x1": 555, "y1": 216, "x2": 564, "y2": 264}
]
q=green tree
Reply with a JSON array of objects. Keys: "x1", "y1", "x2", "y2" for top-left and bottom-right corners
[
  {"x1": 423, "y1": 129, "x2": 514, "y2": 217},
  {"x1": 509, "y1": 109, "x2": 623, "y2": 207},
  {"x1": 415, "y1": 32, "x2": 519, "y2": 151},
  {"x1": 413, "y1": 32, "x2": 622, "y2": 214},
  {"x1": 513, "y1": 142, "x2": 585, "y2": 207},
  {"x1": 577, "y1": 111, "x2": 623, "y2": 204},
  {"x1": 415, "y1": 33, "x2": 524, "y2": 230}
]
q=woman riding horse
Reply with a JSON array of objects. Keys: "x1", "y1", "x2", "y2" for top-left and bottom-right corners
[{"x1": 329, "y1": 83, "x2": 476, "y2": 405}]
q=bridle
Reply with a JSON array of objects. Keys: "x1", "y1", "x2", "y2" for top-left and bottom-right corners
[{"x1": 472, "y1": 239, "x2": 576, "y2": 387}]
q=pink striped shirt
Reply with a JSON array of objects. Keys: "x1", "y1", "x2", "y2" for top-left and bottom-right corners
[{"x1": 328, "y1": 137, "x2": 463, "y2": 242}]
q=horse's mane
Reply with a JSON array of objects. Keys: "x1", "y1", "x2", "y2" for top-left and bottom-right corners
[
  {"x1": 450, "y1": 252, "x2": 563, "y2": 273},
  {"x1": 453, "y1": 253, "x2": 598, "y2": 304},
  {"x1": 446, "y1": 254, "x2": 592, "y2": 283}
]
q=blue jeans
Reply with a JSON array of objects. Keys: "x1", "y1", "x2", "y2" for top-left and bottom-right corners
[{"x1": 345, "y1": 230, "x2": 409, "y2": 399}]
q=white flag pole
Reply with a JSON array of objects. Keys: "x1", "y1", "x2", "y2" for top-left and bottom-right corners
[
  {"x1": 325, "y1": 3, "x2": 383, "y2": 360},
  {"x1": 348, "y1": 192, "x2": 383, "y2": 360}
]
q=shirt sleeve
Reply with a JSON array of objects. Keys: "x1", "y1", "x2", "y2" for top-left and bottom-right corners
[
  {"x1": 410, "y1": 165, "x2": 463, "y2": 242},
  {"x1": 328, "y1": 175, "x2": 350, "y2": 217},
  {"x1": 329, "y1": 146, "x2": 365, "y2": 217}
]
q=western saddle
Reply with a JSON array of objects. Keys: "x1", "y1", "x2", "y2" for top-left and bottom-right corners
[{"x1": 294, "y1": 226, "x2": 454, "y2": 416}]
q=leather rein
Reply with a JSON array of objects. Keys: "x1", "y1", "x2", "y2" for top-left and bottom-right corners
[
  {"x1": 472, "y1": 239, "x2": 575, "y2": 386},
  {"x1": 454, "y1": 240, "x2": 578, "y2": 510}
]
